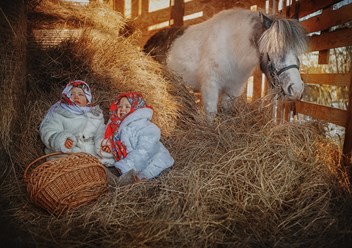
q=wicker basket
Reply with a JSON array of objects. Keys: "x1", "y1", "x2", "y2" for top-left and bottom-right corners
[{"x1": 24, "y1": 152, "x2": 108, "y2": 215}]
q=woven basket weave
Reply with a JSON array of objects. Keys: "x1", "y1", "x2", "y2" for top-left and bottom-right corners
[{"x1": 24, "y1": 152, "x2": 108, "y2": 215}]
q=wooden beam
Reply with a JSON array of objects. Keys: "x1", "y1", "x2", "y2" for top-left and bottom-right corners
[
  {"x1": 300, "y1": 3, "x2": 352, "y2": 33},
  {"x1": 141, "y1": 0, "x2": 148, "y2": 15},
  {"x1": 135, "y1": 0, "x2": 266, "y2": 30},
  {"x1": 318, "y1": 50, "x2": 329, "y2": 64},
  {"x1": 276, "y1": 99, "x2": 284, "y2": 124},
  {"x1": 131, "y1": 0, "x2": 139, "y2": 18},
  {"x1": 295, "y1": 100, "x2": 347, "y2": 126},
  {"x1": 252, "y1": 66, "x2": 262, "y2": 100},
  {"x1": 113, "y1": 0, "x2": 124, "y2": 15},
  {"x1": 171, "y1": 0, "x2": 184, "y2": 27},
  {"x1": 293, "y1": 0, "x2": 301, "y2": 19},
  {"x1": 308, "y1": 28, "x2": 352, "y2": 52},
  {"x1": 290, "y1": 0, "x2": 340, "y2": 18},
  {"x1": 301, "y1": 73, "x2": 351, "y2": 87}
]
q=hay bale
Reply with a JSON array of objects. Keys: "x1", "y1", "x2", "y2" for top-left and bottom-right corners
[
  {"x1": 11, "y1": 100, "x2": 352, "y2": 247},
  {"x1": 1, "y1": 1, "x2": 351, "y2": 247},
  {"x1": 0, "y1": 0, "x2": 27, "y2": 151}
]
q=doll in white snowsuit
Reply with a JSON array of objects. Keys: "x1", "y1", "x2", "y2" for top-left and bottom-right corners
[
  {"x1": 39, "y1": 80, "x2": 105, "y2": 157},
  {"x1": 100, "y1": 92, "x2": 174, "y2": 182}
]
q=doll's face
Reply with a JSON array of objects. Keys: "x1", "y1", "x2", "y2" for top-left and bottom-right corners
[
  {"x1": 117, "y1": 97, "x2": 131, "y2": 118},
  {"x1": 70, "y1": 87, "x2": 88, "y2": 107}
]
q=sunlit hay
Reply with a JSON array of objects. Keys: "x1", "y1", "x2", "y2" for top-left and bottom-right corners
[
  {"x1": 0, "y1": 2, "x2": 27, "y2": 151},
  {"x1": 11, "y1": 97, "x2": 351, "y2": 247},
  {"x1": 14, "y1": 41, "x2": 190, "y2": 167},
  {"x1": 11, "y1": 0, "x2": 193, "y2": 169},
  {"x1": 30, "y1": 0, "x2": 129, "y2": 37},
  {"x1": 68, "y1": 28, "x2": 183, "y2": 133},
  {"x1": 25, "y1": 32, "x2": 183, "y2": 136}
]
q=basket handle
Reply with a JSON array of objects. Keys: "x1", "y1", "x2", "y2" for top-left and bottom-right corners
[{"x1": 24, "y1": 152, "x2": 68, "y2": 183}]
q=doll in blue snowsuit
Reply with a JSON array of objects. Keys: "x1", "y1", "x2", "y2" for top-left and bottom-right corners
[{"x1": 100, "y1": 92, "x2": 174, "y2": 183}]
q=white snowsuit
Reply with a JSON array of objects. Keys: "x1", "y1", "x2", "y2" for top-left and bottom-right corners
[
  {"x1": 39, "y1": 104, "x2": 105, "y2": 157},
  {"x1": 101, "y1": 108, "x2": 174, "y2": 180}
]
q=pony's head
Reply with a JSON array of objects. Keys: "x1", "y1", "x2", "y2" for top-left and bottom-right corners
[{"x1": 258, "y1": 12, "x2": 308, "y2": 100}]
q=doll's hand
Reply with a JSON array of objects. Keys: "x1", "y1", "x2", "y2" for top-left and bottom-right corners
[
  {"x1": 64, "y1": 138, "x2": 73, "y2": 149},
  {"x1": 133, "y1": 175, "x2": 147, "y2": 183},
  {"x1": 133, "y1": 175, "x2": 140, "y2": 183},
  {"x1": 102, "y1": 145, "x2": 111, "y2": 153}
]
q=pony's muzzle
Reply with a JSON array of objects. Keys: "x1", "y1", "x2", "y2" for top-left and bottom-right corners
[{"x1": 285, "y1": 82, "x2": 304, "y2": 100}]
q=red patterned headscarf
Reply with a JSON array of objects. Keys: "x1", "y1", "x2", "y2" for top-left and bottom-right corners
[{"x1": 104, "y1": 92, "x2": 151, "y2": 161}]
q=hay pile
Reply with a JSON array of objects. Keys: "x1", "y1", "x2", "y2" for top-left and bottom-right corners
[
  {"x1": 1, "y1": 1, "x2": 351, "y2": 247},
  {"x1": 0, "y1": 0, "x2": 27, "y2": 151}
]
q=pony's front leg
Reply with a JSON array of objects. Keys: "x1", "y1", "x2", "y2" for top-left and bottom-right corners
[{"x1": 201, "y1": 85, "x2": 219, "y2": 122}]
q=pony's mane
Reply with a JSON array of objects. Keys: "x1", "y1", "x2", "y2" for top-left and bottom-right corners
[{"x1": 258, "y1": 16, "x2": 308, "y2": 56}]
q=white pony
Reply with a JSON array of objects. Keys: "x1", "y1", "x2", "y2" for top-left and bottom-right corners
[{"x1": 144, "y1": 8, "x2": 308, "y2": 120}]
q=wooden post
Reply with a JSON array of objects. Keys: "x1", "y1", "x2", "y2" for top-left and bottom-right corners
[
  {"x1": 252, "y1": 66, "x2": 262, "y2": 100},
  {"x1": 131, "y1": 0, "x2": 139, "y2": 18},
  {"x1": 272, "y1": 0, "x2": 276, "y2": 14},
  {"x1": 113, "y1": 0, "x2": 124, "y2": 15},
  {"x1": 171, "y1": 0, "x2": 184, "y2": 27},
  {"x1": 276, "y1": 99, "x2": 283, "y2": 124},
  {"x1": 139, "y1": 0, "x2": 149, "y2": 47},
  {"x1": 293, "y1": 0, "x2": 300, "y2": 19},
  {"x1": 285, "y1": 0, "x2": 291, "y2": 17},
  {"x1": 141, "y1": 0, "x2": 148, "y2": 15},
  {"x1": 343, "y1": 71, "x2": 352, "y2": 170},
  {"x1": 318, "y1": 7, "x2": 332, "y2": 64}
]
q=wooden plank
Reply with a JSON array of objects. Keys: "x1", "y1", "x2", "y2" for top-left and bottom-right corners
[
  {"x1": 272, "y1": 0, "x2": 277, "y2": 14},
  {"x1": 252, "y1": 66, "x2": 262, "y2": 100},
  {"x1": 308, "y1": 28, "x2": 352, "y2": 52},
  {"x1": 301, "y1": 73, "x2": 350, "y2": 87},
  {"x1": 293, "y1": 0, "x2": 301, "y2": 19},
  {"x1": 141, "y1": 0, "x2": 148, "y2": 15},
  {"x1": 343, "y1": 72, "x2": 352, "y2": 166},
  {"x1": 300, "y1": 3, "x2": 352, "y2": 33},
  {"x1": 113, "y1": 0, "x2": 124, "y2": 15},
  {"x1": 285, "y1": 1, "x2": 291, "y2": 18},
  {"x1": 131, "y1": 0, "x2": 139, "y2": 18},
  {"x1": 137, "y1": 6, "x2": 171, "y2": 26},
  {"x1": 317, "y1": 6, "x2": 331, "y2": 64},
  {"x1": 263, "y1": 78, "x2": 269, "y2": 96},
  {"x1": 318, "y1": 50, "x2": 329, "y2": 64},
  {"x1": 280, "y1": 0, "x2": 287, "y2": 16},
  {"x1": 291, "y1": 0, "x2": 341, "y2": 18},
  {"x1": 171, "y1": 0, "x2": 185, "y2": 27},
  {"x1": 135, "y1": 0, "x2": 203, "y2": 26},
  {"x1": 184, "y1": 17, "x2": 205, "y2": 26},
  {"x1": 295, "y1": 100, "x2": 347, "y2": 126},
  {"x1": 135, "y1": 0, "x2": 274, "y2": 34},
  {"x1": 276, "y1": 99, "x2": 284, "y2": 124}
]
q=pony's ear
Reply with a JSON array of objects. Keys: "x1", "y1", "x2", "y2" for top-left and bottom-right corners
[{"x1": 259, "y1": 12, "x2": 273, "y2": 29}]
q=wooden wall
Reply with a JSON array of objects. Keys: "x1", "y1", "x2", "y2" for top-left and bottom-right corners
[
  {"x1": 113, "y1": 0, "x2": 265, "y2": 46},
  {"x1": 294, "y1": 0, "x2": 352, "y2": 126}
]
